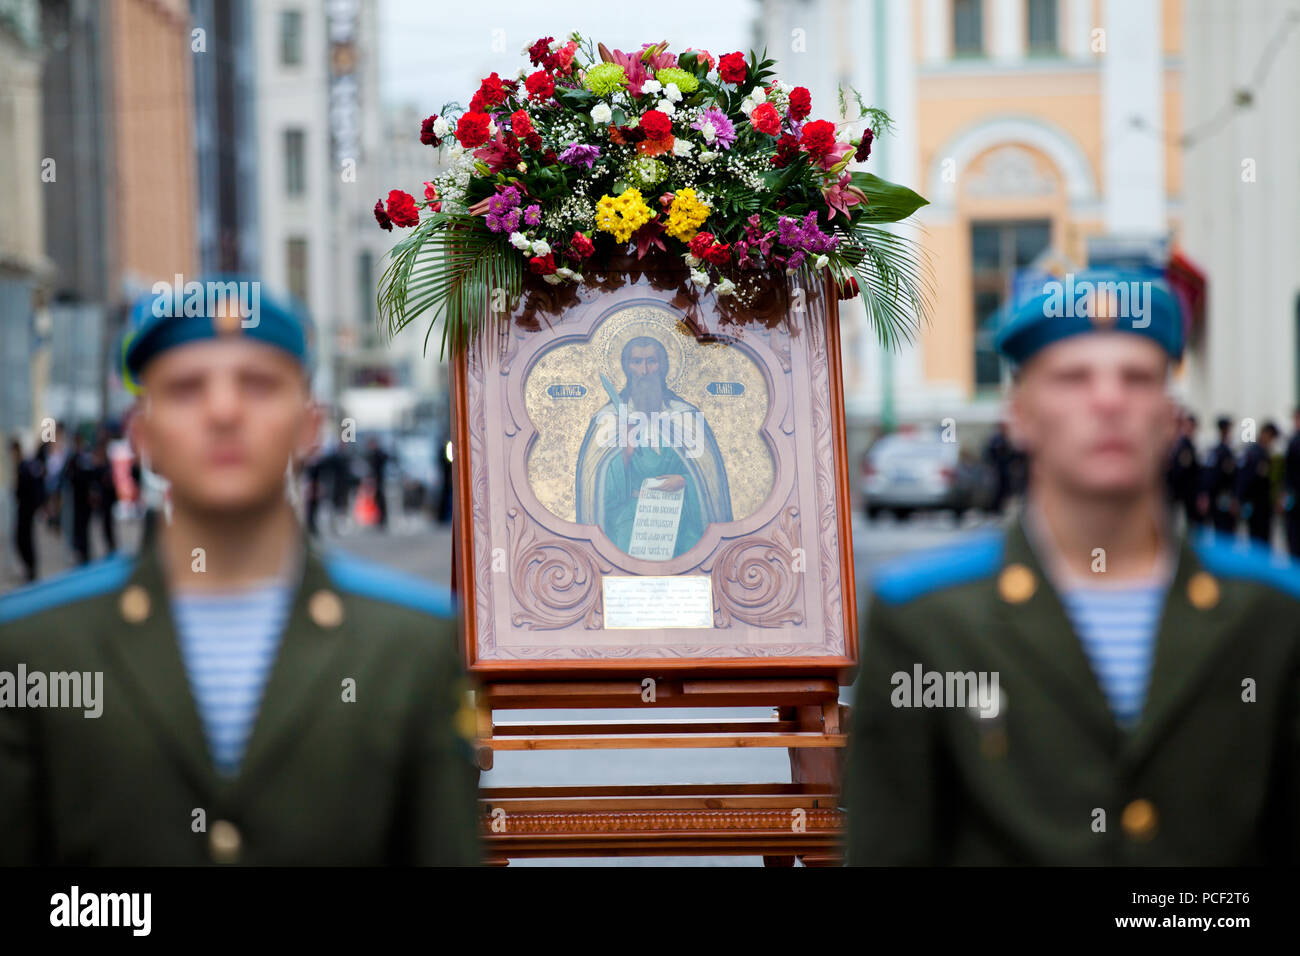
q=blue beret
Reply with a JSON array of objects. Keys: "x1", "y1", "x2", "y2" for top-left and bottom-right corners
[
  {"x1": 123, "y1": 276, "x2": 314, "y2": 382},
  {"x1": 994, "y1": 269, "x2": 1184, "y2": 365}
]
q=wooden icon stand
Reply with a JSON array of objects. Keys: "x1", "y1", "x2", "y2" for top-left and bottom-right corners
[{"x1": 450, "y1": 258, "x2": 857, "y2": 864}]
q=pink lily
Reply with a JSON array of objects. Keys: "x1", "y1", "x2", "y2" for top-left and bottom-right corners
[{"x1": 823, "y1": 172, "x2": 868, "y2": 222}]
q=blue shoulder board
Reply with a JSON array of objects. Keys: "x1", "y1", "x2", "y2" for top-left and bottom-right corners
[
  {"x1": 0, "y1": 553, "x2": 135, "y2": 626},
  {"x1": 322, "y1": 550, "x2": 458, "y2": 619},
  {"x1": 1191, "y1": 530, "x2": 1300, "y2": 601},
  {"x1": 871, "y1": 529, "x2": 1005, "y2": 605}
]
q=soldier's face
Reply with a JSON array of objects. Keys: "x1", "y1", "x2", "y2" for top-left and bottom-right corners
[
  {"x1": 1010, "y1": 334, "x2": 1176, "y2": 498},
  {"x1": 132, "y1": 340, "x2": 320, "y2": 515}
]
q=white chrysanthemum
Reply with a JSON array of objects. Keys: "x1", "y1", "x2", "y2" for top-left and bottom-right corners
[
  {"x1": 815, "y1": 254, "x2": 830, "y2": 270},
  {"x1": 739, "y1": 98, "x2": 755, "y2": 116},
  {"x1": 555, "y1": 267, "x2": 575, "y2": 279},
  {"x1": 488, "y1": 118, "x2": 498, "y2": 136},
  {"x1": 509, "y1": 232, "x2": 531, "y2": 250},
  {"x1": 657, "y1": 99, "x2": 676, "y2": 116},
  {"x1": 689, "y1": 270, "x2": 711, "y2": 289},
  {"x1": 716, "y1": 278, "x2": 736, "y2": 296},
  {"x1": 641, "y1": 79, "x2": 662, "y2": 95},
  {"x1": 664, "y1": 82, "x2": 682, "y2": 102},
  {"x1": 449, "y1": 144, "x2": 465, "y2": 159},
  {"x1": 590, "y1": 103, "x2": 612, "y2": 124},
  {"x1": 683, "y1": 253, "x2": 700, "y2": 267},
  {"x1": 433, "y1": 116, "x2": 450, "y2": 137},
  {"x1": 542, "y1": 273, "x2": 564, "y2": 285},
  {"x1": 672, "y1": 138, "x2": 695, "y2": 156},
  {"x1": 700, "y1": 122, "x2": 718, "y2": 143},
  {"x1": 531, "y1": 239, "x2": 551, "y2": 256},
  {"x1": 699, "y1": 151, "x2": 717, "y2": 163}
]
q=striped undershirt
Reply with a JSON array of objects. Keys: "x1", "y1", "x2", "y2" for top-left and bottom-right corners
[
  {"x1": 171, "y1": 582, "x2": 293, "y2": 776},
  {"x1": 1058, "y1": 582, "x2": 1167, "y2": 727}
]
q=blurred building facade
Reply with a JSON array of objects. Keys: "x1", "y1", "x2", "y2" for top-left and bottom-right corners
[
  {"x1": 758, "y1": 0, "x2": 1189, "y2": 438},
  {"x1": 1179, "y1": 0, "x2": 1300, "y2": 427},
  {"x1": 251, "y1": 0, "x2": 391, "y2": 410},
  {"x1": 0, "y1": 0, "x2": 47, "y2": 443},
  {"x1": 39, "y1": 0, "x2": 197, "y2": 423}
]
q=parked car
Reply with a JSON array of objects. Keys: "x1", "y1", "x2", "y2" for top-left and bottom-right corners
[{"x1": 860, "y1": 430, "x2": 995, "y2": 520}]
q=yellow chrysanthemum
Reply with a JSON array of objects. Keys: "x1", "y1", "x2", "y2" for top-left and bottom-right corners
[
  {"x1": 595, "y1": 188, "x2": 654, "y2": 244},
  {"x1": 664, "y1": 187, "x2": 711, "y2": 242}
]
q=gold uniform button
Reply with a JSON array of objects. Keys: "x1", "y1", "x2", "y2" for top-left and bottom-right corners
[
  {"x1": 209, "y1": 820, "x2": 242, "y2": 863},
  {"x1": 119, "y1": 585, "x2": 151, "y2": 624},
  {"x1": 1187, "y1": 572, "x2": 1220, "y2": 610},
  {"x1": 1121, "y1": 799, "x2": 1158, "y2": 841},
  {"x1": 308, "y1": 589, "x2": 344, "y2": 628},
  {"x1": 997, "y1": 564, "x2": 1036, "y2": 604}
]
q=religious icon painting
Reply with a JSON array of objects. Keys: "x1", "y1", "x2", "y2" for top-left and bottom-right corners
[{"x1": 451, "y1": 252, "x2": 858, "y2": 678}]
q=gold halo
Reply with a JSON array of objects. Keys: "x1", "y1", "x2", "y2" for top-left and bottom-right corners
[{"x1": 593, "y1": 304, "x2": 688, "y2": 394}]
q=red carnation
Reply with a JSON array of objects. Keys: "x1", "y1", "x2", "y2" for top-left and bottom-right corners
[
  {"x1": 543, "y1": 148, "x2": 559, "y2": 164},
  {"x1": 718, "y1": 51, "x2": 747, "y2": 84},
  {"x1": 373, "y1": 199, "x2": 393, "y2": 231},
  {"x1": 527, "y1": 36, "x2": 554, "y2": 66},
  {"x1": 456, "y1": 111, "x2": 491, "y2": 148},
  {"x1": 688, "y1": 232, "x2": 715, "y2": 259},
  {"x1": 385, "y1": 189, "x2": 420, "y2": 228},
  {"x1": 639, "y1": 109, "x2": 673, "y2": 142},
  {"x1": 854, "y1": 127, "x2": 874, "y2": 163},
  {"x1": 703, "y1": 242, "x2": 731, "y2": 265},
  {"x1": 787, "y1": 86, "x2": 812, "y2": 121},
  {"x1": 528, "y1": 253, "x2": 557, "y2": 275},
  {"x1": 511, "y1": 110, "x2": 534, "y2": 140},
  {"x1": 800, "y1": 119, "x2": 836, "y2": 158},
  {"x1": 750, "y1": 102, "x2": 780, "y2": 136},
  {"x1": 569, "y1": 232, "x2": 595, "y2": 259},
  {"x1": 770, "y1": 132, "x2": 800, "y2": 168},
  {"x1": 419, "y1": 114, "x2": 442, "y2": 147},
  {"x1": 476, "y1": 72, "x2": 508, "y2": 109},
  {"x1": 525, "y1": 70, "x2": 555, "y2": 101}
]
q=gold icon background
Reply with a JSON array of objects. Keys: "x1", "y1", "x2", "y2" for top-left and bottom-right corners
[{"x1": 523, "y1": 305, "x2": 775, "y2": 524}]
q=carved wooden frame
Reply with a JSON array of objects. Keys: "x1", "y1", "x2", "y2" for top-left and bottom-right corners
[{"x1": 451, "y1": 256, "x2": 858, "y2": 680}]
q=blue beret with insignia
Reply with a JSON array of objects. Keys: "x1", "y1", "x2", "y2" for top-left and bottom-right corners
[
  {"x1": 122, "y1": 276, "x2": 314, "y2": 385},
  {"x1": 994, "y1": 269, "x2": 1184, "y2": 365}
]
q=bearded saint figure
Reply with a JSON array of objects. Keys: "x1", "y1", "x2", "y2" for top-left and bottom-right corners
[{"x1": 574, "y1": 336, "x2": 732, "y2": 559}]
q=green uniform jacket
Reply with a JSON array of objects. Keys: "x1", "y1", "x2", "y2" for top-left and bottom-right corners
[
  {"x1": 845, "y1": 518, "x2": 1300, "y2": 865},
  {"x1": 0, "y1": 539, "x2": 482, "y2": 865}
]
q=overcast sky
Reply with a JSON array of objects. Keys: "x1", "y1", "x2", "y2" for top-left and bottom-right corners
[{"x1": 378, "y1": 0, "x2": 761, "y2": 111}]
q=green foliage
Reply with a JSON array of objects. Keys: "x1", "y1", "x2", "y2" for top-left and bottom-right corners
[
  {"x1": 376, "y1": 213, "x2": 521, "y2": 359},
  {"x1": 831, "y1": 223, "x2": 934, "y2": 351},
  {"x1": 849, "y1": 172, "x2": 929, "y2": 223}
]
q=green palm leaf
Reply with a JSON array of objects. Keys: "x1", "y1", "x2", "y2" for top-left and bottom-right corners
[
  {"x1": 830, "y1": 222, "x2": 935, "y2": 351},
  {"x1": 376, "y1": 213, "x2": 521, "y2": 359}
]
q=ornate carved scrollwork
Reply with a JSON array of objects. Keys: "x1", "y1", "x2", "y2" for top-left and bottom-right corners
[{"x1": 710, "y1": 505, "x2": 804, "y2": 627}]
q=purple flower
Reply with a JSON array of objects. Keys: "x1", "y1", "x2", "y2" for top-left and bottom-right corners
[
  {"x1": 691, "y1": 108, "x2": 736, "y2": 150},
  {"x1": 523, "y1": 203, "x2": 541, "y2": 226},
  {"x1": 484, "y1": 186, "x2": 523, "y2": 233},
  {"x1": 558, "y1": 143, "x2": 601, "y2": 169},
  {"x1": 775, "y1": 211, "x2": 838, "y2": 263}
]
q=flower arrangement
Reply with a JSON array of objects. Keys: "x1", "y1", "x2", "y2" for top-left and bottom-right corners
[{"x1": 376, "y1": 32, "x2": 930, "y2": 355}]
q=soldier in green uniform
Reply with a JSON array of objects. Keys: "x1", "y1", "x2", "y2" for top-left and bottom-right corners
[
  {"x1": 0, "y1": 283, "x2": 481, "y2": 865},
  {"x1": 845, "y1": 271, "x2": 1300, "y2": 865}
]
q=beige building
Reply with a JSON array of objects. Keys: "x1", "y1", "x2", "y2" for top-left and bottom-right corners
[{"x1": 759, "y1": 0, "x2": 1187, "y2": 436}]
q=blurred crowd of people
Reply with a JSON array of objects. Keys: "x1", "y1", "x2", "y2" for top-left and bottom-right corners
[
  {"x1": 8, "y1": 421, "x2": 131, "y2": 583},
  {"x1": 1166, "y1": 409, "x2": 1300, "y2": 555}
]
